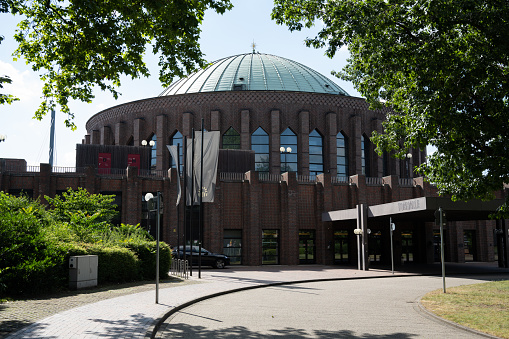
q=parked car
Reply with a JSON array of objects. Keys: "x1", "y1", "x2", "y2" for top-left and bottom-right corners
[{"x1": 172, "y1": 246, "x2": 230, "y2": 269}]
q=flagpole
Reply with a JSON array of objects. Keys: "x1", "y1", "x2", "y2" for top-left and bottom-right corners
[
  {"x1": 182, "y1": 136, "x2": 188, "y2": 268},
  {"x1": 176, "y1": 143, "x2": 181, "y2": 256},
  {"x1": 189, "y1": 128, "x2": 195, "y2": 276},
  {"x1": 198, "y1": 119, "x2": 204, "y2": 279}
]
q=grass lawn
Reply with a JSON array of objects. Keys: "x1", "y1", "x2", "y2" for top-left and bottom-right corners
[{"x1": 420, "y1": 280, "x2": 509, "y2": 338}]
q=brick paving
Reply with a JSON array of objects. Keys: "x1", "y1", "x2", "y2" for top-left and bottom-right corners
[
  {"x1": 0, "y1": 278, "x2": 200, "y2": 338},
  {"x1": 1, "y1": 264, "x2": 507, "y2": 339}
]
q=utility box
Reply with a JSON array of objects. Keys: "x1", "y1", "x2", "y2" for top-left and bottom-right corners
[{"x1": 69, "y1": 255, "x2": 98, "y2": 290}]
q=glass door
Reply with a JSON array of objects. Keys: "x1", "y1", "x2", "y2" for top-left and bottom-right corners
[
  {"x1": 369, "y1": 231, "x2": 382, "y2": 263},
  {"x1": 401, "y1": 231, "x2": 414, "y2": 263},
  {"x1": 262, "y1": 230, "x2": 279, "y2": 264},
  {"x1": 223, "y1": 230, "x2": 242, "y2": 265},
  {"x1": 299, "y1": 230, "x2": 316, "y2": 264},
  {"x1": 334, "y1": 230, "x2": 349, "y2": 264},
  {"x1": 464, "y1": 230, "x2": 477, "y2": 261}
]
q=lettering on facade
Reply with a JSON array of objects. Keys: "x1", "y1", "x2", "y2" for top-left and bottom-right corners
[{"x1": 398, "y1": 199, "x2": 421, "y2": 212}]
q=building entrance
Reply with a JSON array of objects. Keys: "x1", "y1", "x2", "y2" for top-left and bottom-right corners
[
  {"x1": 299, "y1": 230, "x2": 316, "y2": 264},
  {"x1": 262, "y1": 230, "x2": 279, "y2": 264},
  {"x1": 334, "y1": 230, "x2": 349, "y2": 264},
  {"x1": 464, "y1": 230, "x2": 477, "y2": 261},
  {"x1": 369, "y1": 231, "x2": 382, "y2": 263},
  {"x1": 401, "y1": 231, "x2": 414, "y2": 263}
]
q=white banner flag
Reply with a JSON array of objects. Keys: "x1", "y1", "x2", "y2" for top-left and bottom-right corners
[
  {"x1": 166, "y1": 145, "x2": 181, "y2": 206},
  {"x1": 186, "y1": 131, "x2": 220, "y2": 205}
]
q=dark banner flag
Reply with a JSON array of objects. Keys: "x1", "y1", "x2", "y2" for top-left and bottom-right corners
[
  {"x1": 186, "y1": 131, "x2": 220, "y2": 206},
  {"x1": 166, "y1": 145, "x2": 181, "y2": 206}
]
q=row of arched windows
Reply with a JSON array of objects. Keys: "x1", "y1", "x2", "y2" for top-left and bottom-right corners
[{"x1": 164, "y1": 127, "x2": 374, "y2": 177}]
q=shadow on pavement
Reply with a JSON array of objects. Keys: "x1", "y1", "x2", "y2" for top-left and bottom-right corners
[{"x1": 158, "y1": 323, "x2": 419, "y2": 338}]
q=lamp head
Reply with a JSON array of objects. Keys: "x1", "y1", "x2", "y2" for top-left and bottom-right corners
[
  {"x1": 141, "y1": 140, "x2": 147, "y2": 146},
  {"x1": 149, "y1": 140, "x2": 155, "y2": 147}
]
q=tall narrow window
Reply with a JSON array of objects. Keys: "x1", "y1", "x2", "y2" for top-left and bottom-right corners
[
  {"x1": 337, "y1": 132, "x2": 349, "y2": 177},
  {"x1": 251, "y1": 127, "x2": 269, "y2": 173},
  {"x1": 170, "y1": 131, "x2": 183, "y2": 173},
  {"x1": 222, "y1": 127, "x2": 240, "y2": 149},
  {"x1": 361, "y1": 134, "x2": 370, "y2": 176},
  {"x1": 280, "y1": 128, "x2": 297, "y2": 173},
  {"x1": 309, "y1": 129, "x2": 323, "y2": 176},
  {"x1": 150, "y1": 134, "x2": 157, "y2": 170}
]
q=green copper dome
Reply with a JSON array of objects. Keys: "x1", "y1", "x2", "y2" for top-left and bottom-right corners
[{"x1": 159, "y1": 52, "x2": 349, "y2": 96}]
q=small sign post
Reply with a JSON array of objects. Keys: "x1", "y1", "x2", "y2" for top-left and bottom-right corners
[
  {"x1": 390, "y1": 218, "x2": 395, "y2": 275},
  {"x1": 435, "y1": 207, "x2": 447, "y2": 293}
]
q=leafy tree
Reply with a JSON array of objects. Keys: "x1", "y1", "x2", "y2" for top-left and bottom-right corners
[
  {"x1": 0, "y1": 74, "x2": 18, "y2": 105},
  {"x1": 272, "y1": 0, "x2": 509, "y2": 214},
  {"x1": 45, "y1": 188, "x2": 118, "y2": 241},
  {"x1": 46, "y1": 187, "x2": 117, "y2": 223},
  {"x1": 0, "y1": 34, "x2": 19, "y2": 105},
  {"x1": 3, "y1": 0, "x2": 232, "y2": 129}
]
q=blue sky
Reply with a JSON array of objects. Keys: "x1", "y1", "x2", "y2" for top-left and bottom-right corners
[{"x1": 0, "y1": 0, "x2": 359, "y2": 166}]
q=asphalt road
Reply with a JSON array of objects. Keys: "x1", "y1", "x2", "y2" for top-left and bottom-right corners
[{"x1": 156, "y1": 275, "x2": 503, "y2": 338}]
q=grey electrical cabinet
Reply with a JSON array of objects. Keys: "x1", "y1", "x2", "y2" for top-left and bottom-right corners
[{"x1": 69, "y1": 255, "x2": 98, "y2": 290}]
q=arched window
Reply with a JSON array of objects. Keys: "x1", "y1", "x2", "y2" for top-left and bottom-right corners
[
  {"x1": 150, "y1": 134, "x2": 157, "y2": 170},
  {"x1": 337, "y1": 131, "x2": 349, "y2": 177},
  {"x1": 361, "y1": 134, "x2": 370, "y2": 176},
  {"x1": 309, "y1": 129, "x2": 323, "y2": 176},
  {"x1": 280, "y1": 128, "x2": 297, "y2": 173},
  {"x1": 251, "y1": 127, "x2": 269, "y2": 173},
  {"x1": 170, "y1": 131, "x2": 183, "y2": 173},
  {"x1": 222, "y1": 127, "x2": 240, "y2": 149}
]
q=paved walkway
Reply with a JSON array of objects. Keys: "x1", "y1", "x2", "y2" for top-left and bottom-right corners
[
  {"x1": 157, "y1": 275, "x2": 504, "y2": 338},
  {"x1": 2, "y1": 263, "x2": 508, "y2": 338}
]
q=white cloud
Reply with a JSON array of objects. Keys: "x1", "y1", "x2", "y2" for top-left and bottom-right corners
[{"x1": 0, "y1": 60, "x2": 42, "y2": 102}]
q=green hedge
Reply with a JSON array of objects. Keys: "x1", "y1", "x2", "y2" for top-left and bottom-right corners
[
  {"x1": 65, "y1": 243, "x2": 141, "y2": 284},
  {"x1": 127, "y1": 242, "x2": 172, "y2": 280},
  {"x1": 0, "y1": 192, "x2": 172, "y2": 298}
]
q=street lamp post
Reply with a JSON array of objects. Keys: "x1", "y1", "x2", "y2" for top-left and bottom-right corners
[
  {"x1": 145, "y1": 192, "x2": 161, "y2": 304},
  {"x1": 142, "y1": 139, "x2": 156, "y2": 171},
  {"x1": 280, "y1": 146, "x2": 292, "y2": 172},
  {"x1": 406, "y1": 152, "x2": 413, "y2": 178}
]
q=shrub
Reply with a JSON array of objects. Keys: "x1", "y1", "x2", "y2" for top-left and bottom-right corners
[
  {"x1": 45, "y1": 188, "x2": 117, "y2": 242},
  {"x1": 101, "y1": 223, "x2": 154, "y2": 245},
  {"x1": 126, "y1": 242, "x2": 171, "y2": 280},
  {"x1": 0, "y1": 192, "x2": 63, "y2": 296},
  {"x1": 65, "y1": 243, "x2": 141, "y2": 284}
]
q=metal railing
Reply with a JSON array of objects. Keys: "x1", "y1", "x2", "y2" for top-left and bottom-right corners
[
  {"x1": 259, "y1": 172, "x2": 282, "y2": 183},
  {"x1": 219, "y1": 172, "x2": 245, "y2": 181},
  {"x1": 138, "y1": 169, "x2": 168, "y2": 178},
  {"x1": 366, "y1": 177, "x2": 383, "y2": 186},
  {"x1": 331, "y1": 176, "x2": 350, "y2": 184},
  {"x1": 297, "y1": 175, "x2": 316, "y2": 183},
  {"x1": 170, "y1": 259, "x2": 189, "y2": 279},
  {"x1": 97, "y1": 168, "x2": 127, "y2": 176},
  {"x1": 399, "y1": 178, "x2": 414, "y2": 187},
  {"x1": 52, "y1": 166, "x2": 86, "y2": 174}
]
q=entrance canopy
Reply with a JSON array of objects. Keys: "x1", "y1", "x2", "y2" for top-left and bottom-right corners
[{"x1": 322, "y1": 197, "x2": 504, "y2": 223}]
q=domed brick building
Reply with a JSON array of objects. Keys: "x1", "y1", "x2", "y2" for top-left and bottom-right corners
[{"x1": 2, "y1": 52, "x2": 506, "y2": 268}]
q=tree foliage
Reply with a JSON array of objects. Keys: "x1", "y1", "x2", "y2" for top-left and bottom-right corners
[
  {"x1": 272, "y1": 0, "x2": 509, "y2": 214},
  {"x1": 0, "y1": 34, "x2": 19, "y2": 105},
  {"x1": 3, "y1": 0, "x2": 232, "y2": 129},
  {"x1": 0, "y1": 192, "x2": 60, "y2": 295}
]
